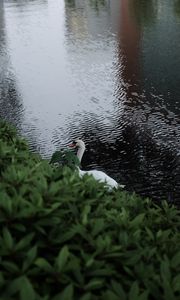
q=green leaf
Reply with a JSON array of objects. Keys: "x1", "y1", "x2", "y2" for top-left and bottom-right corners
[
  {"x1": 85, "y1": 257, "x2": 94, "y2": 268},
  {"x1": 129, "y1": 281, "x2": 139, "y2": 300},
  {"x1": 0, "y1": 193, "x2": 12, "y2": 214},
  {"x1": 171, "y1": 251, "x2": 180, "y2": 268},
  {"x1": 172, "y1": 274, "x2": 180, "y2": 292},
  {"x1": 2, "y1": 227, "x2": 13, "y2": 249},
  {"x1": 0, "y1": 272, "x2": 5, "y2": 287},
  {"x1": 82, "y1": 205, "x2": 91, "y2": 225},
  {"x1": 50, "y1": 150, "x2": 79, "y2": 169},
  {"x1": 56, "y1": 245, "x2": 69, "y2": 272},
  {"x1": 22, "y1": 245, "x2": 37, "y2": 271},
  {"x1": 85, "y1": 279, "x2": 104, "y2": 291},
  {"x1": 111, "y1": 280, "x2": 126, "y2": 300},
  {"x1": 5, "y1": 276, "x2": 24, "y2": 296},
  {"x1": 139, "y1": 291, "x2": 149, "y2": 300},
  {"x1": 52, "y1": 284, "x2": 74, "y2": 300},
  {"x1": 79, "y1": 293, "x2": 92, "y2": 300},
  {"x1": 162, "y1": 277, "x2": 175, "y2": 300},
  {"x1": 50, "y1": 150, "x2": 64, "y2": 164},
  {"x1": 2, "y1": 261, "x2": 19, "y2": 273},
  {"x1": 34, "y1": 258, "x2": 53, "y2": 272},
  {"x1": 91, "y1": 218, "x2": 105, "y2": 237},
  {"x1": 125, "y1": 252, "x2": 141, "y2": 266},
  {"x1": 145, "y1": 227, "x2": 154, "y2": 241},
  {"x1": 20, "y1": 276, "x2": 35, "y2": 300},
  {"x1": 48, "y1": 182, "x2": 61, "y2": 195},
  {"x1": 156, "y1": 230, "x2": 162, "y2": 239},
  {"x1": 15, "y1": 233, "x2": 34, "y2": 251},
  {"x1": 13, "y1": 223, "x2": 26, "y2": 232},
  {"x1": 161, "y1": 258, "x2": 171, "y2": 282},
  {"x1": 88, "y1": 268, "x2": 115, "y2": 277},
  {"x1": 130, "y1": 213, "x2": 145, "y2": 227},
  {"x1": 102, "y1": 290, "x2": 120, "y2": 300},
  {"x1": 66, "y1": 256, "x2": 84, "y2": 284}
]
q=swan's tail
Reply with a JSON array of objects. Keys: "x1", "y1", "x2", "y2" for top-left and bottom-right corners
[{"x1": 119, "y1": 184, "x2": 125, "y2": 189}]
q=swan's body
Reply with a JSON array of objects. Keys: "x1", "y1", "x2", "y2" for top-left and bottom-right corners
[
  {"x1": 69, "y1": 139, "x2": 124, "y2": 190},
  {"x1": 78, "y1": 168, "x2": 119, "y2": 189}
]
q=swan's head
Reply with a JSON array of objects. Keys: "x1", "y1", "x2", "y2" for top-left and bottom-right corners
[{"x1": 69, "y1": 139, "x2": 86, "y2": 150}]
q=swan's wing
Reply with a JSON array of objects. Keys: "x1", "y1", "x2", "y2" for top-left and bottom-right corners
[
  {"x1": 78, "y1": 169, "x2": 86, "y2": 177},
  {"x1": 118, "y1": 184, "x2": 125, "y2": 189},
  {"x1": 78, "y1": 169, "x2": 125, "y2": 189},
  {"x1": 86, "y1": 170, "x2": 119, "y2": 189}
]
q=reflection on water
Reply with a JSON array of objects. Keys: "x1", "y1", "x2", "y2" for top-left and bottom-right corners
[
  {"x1": 0, "y1": 0, "x2": 180, "y2": 204},
  {"x1": 174, "y1": 0, "x2": 180, "y2": 17},
  {"x1": 130, "y1": 0, "x2": 157, "y2": 26},
  {"x1": 0, "y1": 1, "x2": 23, "y2": 129}
]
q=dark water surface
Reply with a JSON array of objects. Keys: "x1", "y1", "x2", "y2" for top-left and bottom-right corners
[{"x1": 0, "y1": 0, "x2": 180, "y2": 204}]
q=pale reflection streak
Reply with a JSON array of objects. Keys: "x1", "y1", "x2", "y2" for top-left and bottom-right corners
[{"x1": 0, "y1": 1, "x2": 24, "y2": 130}]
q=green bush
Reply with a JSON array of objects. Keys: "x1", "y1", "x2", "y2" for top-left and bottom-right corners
[{"x1": 0, "y1": 120, "x2": 180, "y2": 300}]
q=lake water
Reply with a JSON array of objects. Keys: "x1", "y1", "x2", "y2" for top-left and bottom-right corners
[{"x1": 0, "y1": 0, "x2": 180, "y2": 204}]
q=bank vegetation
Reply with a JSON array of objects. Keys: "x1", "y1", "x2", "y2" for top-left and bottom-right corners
[{"x1": 0, "y1": 120, "x2": 180, "y2": 300}]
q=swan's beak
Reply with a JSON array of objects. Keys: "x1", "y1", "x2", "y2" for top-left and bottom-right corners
[{"x1": 68, "y1": 143, "x2": 76, "y2": 148}]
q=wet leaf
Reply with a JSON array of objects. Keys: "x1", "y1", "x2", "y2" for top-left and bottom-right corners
[
  {"x1": 34, "y1": 258, "x2": 53, "y2": 272},
  {"x1": 20, "y1": 276, "x2": 35, "y2": 300},
  {"x1": 171, "y1": 251, "x2": 180, "y2": 268},
  {"x1": 130, "y1": 213, "x2": 145, "y2": 227},
  {"x1": 56, "y1": 246, "x2": 69, "y2": 272},
  {"x1": 22, "y1": 245, "x2": 37, "y2": 271},
  {"x1": 129, "y1": 281, "x2": 139, "y2": 300},
  {"x1": 111, "y1": 280, "x2": 126, "y2": 300},
  {"x1": 15, "y1": 233, "x2": 35, "y2": 251},
  {"x1": 52, "y1": 284, "x2": 74, "y2": 300},
  {"x1": 85, "y1": 279, "x2": 104, "y2": 290},
  {"x1": 2, "y1": 227, "x2": 13, "y2": 250}
]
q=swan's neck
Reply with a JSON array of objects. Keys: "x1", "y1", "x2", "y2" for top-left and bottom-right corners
[{"x1": 77, "y1": 146, "x2": 85, "y2": 163}]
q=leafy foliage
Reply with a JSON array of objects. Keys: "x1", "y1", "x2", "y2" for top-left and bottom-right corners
[
  {"x1": 50, "y1": 149, "x2": 80, "y2": 170},
  {"x1": 0, "y1": 120, "x2": 180, "y2": 300}
]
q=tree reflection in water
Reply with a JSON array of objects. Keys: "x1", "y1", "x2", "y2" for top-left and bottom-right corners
[
  {"x1": 58, "y1": 0, "x2": 180, "y2": 205},
  {"x1": 0, "y1": 1, "x2": 23, "y2": 130},
  {"x1": 0, "y1": 1, "x2": 41, "y2": 153},
  {"x1": 129, "y1": 0, "x2": 157, "y2": 26},
  {"x1": 89, "y1": 0, "x2": 107, "y2": 11},
  {"x1": 65, "y1": 0, "x2": 76, "y2": 8},
  {"x1": 174, "y1": 0, "x2": 180, "y2": 17},
  {"x1": 65, "y1": 0, "x2": 108, "y2": 10}
]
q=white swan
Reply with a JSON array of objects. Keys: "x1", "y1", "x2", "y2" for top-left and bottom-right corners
[{"x1": 69, "y1": 139, "x2": 125, "y2": 190}]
